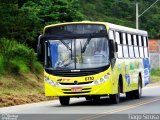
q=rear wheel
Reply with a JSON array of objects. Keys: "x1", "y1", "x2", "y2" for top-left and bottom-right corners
[
  {"x1": 109, "y1": 85, "x2": 120, "y2": 104},
  {"x1": 59, "y1": 97, "x2": 70, "y2": 106},
  {"x1": 126, "y1": 91, "x2": 134, "y2": 99},
  {"x1": 133, "y1": 80, "x2": 142, "y2": 99}
]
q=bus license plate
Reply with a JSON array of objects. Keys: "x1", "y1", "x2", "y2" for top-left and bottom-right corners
[{"x1": 71, "y1": 87, "x2": 82, "y2": 92}]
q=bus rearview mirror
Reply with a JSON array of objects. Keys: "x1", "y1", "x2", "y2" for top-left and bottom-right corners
[{"x1": 37, "y1": 35, "x2": 43, "y2": 59}]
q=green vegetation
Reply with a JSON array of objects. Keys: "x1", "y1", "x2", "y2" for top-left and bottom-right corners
[
  {"x1": 80, "y1": 0, "x2": 160, "y2": 38},
  {"x1": 151, "y1": 69, "x2": 160, "y2": 83},
  {"x1": 0, "y1": 38, "x2": 42, "y2": 75},
  {"x1": 0, "y1": 0, "x2": 160, "y2": 106}
]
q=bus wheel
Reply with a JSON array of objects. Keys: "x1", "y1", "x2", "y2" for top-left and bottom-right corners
[
  {"x1": 126, "y1": 91, "x2": 134, "y2": 99},
  {"x1": 85, "y1": 96, "x2": 92, "y2": 101},
  {"x1": 92, "y1": 96, "x2": 100, "y2": 102},
  {"x1": 59, "y1": 97, "x2": 70, "y2": 106},
  {"x1": 134, "y1": 80, "x2": 142, "y2": 99},
  {"x1": 109, "y1": 85, "x2": 120, "y2": 104}
]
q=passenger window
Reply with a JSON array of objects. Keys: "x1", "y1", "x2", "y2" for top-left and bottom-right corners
[
  {"x1": 123, "y1": 33, "x2": 127, "y2": 44},
  {"x1": 138, "y1": 36, "x2": 142, "y2": 46},
  {"x1": 134, "y1": 46, "x2": 139, "y2": 58},
  {"x1": 109, "y1": 30, "x2": 114, "y2": 40},
  {"x1": 127, "y1": 34, "x2": 132, "y2": 45},
  {"x1": 123, "y1": 45, "x2": 129, "y2": 58},
  {"x1": 116, "y1": 32, "x2": 120, "y2": 44},
  {"x1": 133, "y1": 35, "x2": 137, "y2": 45},
  {"x1": 118, "y1": 45, "x2": 123, "y2": 58},
  {"x1": 139, "y1": 46, "x2": 144, "y2": 58},
  {"x1": 143, "y1": 37, "x2": 147, "y2": 46},
  {"x1": 129, "y1": 46, "x2": 134, "y2": 58},
  {"x1": 119, "y1": 32, "x2": 123, "y2": 44},
  {"x1": 144, "y1": 47, "x2": 148, "y2": 58}
]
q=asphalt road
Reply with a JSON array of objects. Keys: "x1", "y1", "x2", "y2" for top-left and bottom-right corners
[{"x1": 0, "y1": 86, "x2": 160, "y2": 120}]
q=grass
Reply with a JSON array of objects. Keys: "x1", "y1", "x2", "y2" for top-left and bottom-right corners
[{"x1": 150, "y1": 68, "x2": 160, "y2": 83}]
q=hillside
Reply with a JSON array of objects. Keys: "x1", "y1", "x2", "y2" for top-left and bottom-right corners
[{"x1": 80, "y1": 0, "x2": 160, "y2": 38}]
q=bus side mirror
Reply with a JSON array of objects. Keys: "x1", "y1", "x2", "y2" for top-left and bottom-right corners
[{"x1": 37, "y1": 35, "x2": 43, "y2": 59}]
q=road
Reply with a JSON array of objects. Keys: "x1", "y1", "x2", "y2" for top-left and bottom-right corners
[{"x1": 0, "y1": 86, "x2": 160, "y2": 120}]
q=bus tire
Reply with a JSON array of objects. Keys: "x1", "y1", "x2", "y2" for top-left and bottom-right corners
[
  {"x1": 134, "y1": 79, "x2": 142, "y2": 99},
  {"x1": 85, "y1": 96, "x2": 92, "y2": 101},
  {"x1": 92, "y1": 96, "x2": 100, "y2": 102},
  {"x1": 126, "y1": 91, "x2": 134, "y2": 99},
  {"x1": 59, "y1": 97, "x2": 70, "y2": 106},
  {"x1": 109, "y1": 85, "x2": 120, "y2": 104}
]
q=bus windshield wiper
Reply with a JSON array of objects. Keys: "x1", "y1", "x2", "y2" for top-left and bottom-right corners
[
  {"x1": 81, "y1": 36, "x2": 92, "y2": 53},
  {"x1": 60, "y1": 40, "x2": 72, "y2": 51}
]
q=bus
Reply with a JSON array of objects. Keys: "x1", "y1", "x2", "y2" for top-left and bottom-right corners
[{"x1": 37, "y1": 21, "x2": 150, "y2": 105}]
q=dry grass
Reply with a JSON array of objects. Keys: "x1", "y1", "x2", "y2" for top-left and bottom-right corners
[{"x1": 0, "y1": 72, "x2": 56, "y2": 107}]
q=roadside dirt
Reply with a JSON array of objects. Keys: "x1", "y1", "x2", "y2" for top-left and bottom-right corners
[
  {"x1": 1, "y1": 82, "x2": 160, "y2": 108},
  {"x1": 0, "y1": 94, "x2": 56, "y2": 107}
]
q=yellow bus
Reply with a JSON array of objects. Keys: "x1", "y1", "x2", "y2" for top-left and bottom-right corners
[{"x1": 37, "y1": 21, "x2": 150, "y2": 105}]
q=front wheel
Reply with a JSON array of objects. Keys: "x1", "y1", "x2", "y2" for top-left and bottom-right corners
[
  {"x1": 59, "y1": 97, "x2": 70, "y2": 106},
  {"x1": 109, "y1": 85, "x2": 120, "y2": 104}
]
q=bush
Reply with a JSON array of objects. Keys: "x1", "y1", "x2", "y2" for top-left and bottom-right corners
[
  {"x1": 10, "y1": 59, "x2": 29, "y2": 74},
  {"x1": 0, "y1": 55, "x2": 5, "y2": 75},
  {"x1": 33, "y1": 61, "x2": 43, "y2": 74},
  {"x1": 151, "y1": 69, "x2": 160, "y2": 77},
  {"x1": 0, "y1": 38, "x2": 43, "y2": 75}
]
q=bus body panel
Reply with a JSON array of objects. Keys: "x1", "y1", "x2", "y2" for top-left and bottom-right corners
[{"x1": 42, "y1": 21, "x2": 150, "y2": 97}]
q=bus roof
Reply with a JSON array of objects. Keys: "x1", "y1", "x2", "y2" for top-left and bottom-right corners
[{"x1": 44, "y1": 21, "x2": 148, "y2": 35}]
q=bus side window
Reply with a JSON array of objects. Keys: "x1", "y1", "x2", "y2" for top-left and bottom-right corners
[
  {"x1": 143, "y1": 36, "x2": 148, "y2": 58},
  {"x1": 128, "y1": 34, "x2": 134, "y2": 58},
  {"x1": 123, "y1": 33, "x2": 129, "y2": 58},
  {"x1": 109, "y1": 30, "x2": 114, "y2": 40},
  {"x1": 115, "y1": 32, "x2": 120, "y2": 44},
  {"x1": 139, "y1": 36, "x2": 144, "y2": 58},
  {"x1": 133, "y1": 35, "x2": 139, "y2": 58},
  {"x1": 116, "y1": 32, "x2": 123, "y2": 58}
]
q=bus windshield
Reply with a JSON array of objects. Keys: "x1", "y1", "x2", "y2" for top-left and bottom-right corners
[{"x1": 47, "y1": 37, "x2": 110, "y2": 69}]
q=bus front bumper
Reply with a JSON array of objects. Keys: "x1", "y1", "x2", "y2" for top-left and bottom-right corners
[{"x1": 44, "y1": 80, "x2": 117, "y2": 97}]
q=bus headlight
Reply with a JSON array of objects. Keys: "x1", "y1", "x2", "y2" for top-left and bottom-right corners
[
  {"x1": 93, "y1": 73, "x2": 110, "y2": 85},
  {"x1": 44, "y1": 77, "x2": 60, "y2": 87}
]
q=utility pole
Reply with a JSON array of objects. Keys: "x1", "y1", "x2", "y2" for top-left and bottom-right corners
[
  {"x1": 136, "y1": 2, "x2": 139, "y2": 29},
  {"x1": 136, "y1": 0, "x2": 159, "y2": 29}
]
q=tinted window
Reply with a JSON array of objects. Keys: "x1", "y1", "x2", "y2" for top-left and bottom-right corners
[{"x1": 45, "y1": 24, "x2": 106, "y2": 35}]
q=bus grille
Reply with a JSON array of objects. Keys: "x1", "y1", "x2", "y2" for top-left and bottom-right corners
[{"x1": 59, "y1": 81, "x2": 92, "y2": 85}]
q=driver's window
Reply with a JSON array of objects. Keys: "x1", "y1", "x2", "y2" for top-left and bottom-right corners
[{"x1": 109, "y1": 30, "x2": 114, "y2": 40}]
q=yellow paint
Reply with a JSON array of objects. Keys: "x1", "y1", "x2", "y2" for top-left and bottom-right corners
[{"x1": 43, "y1": 21, "x2": 145, "y2": 97}]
